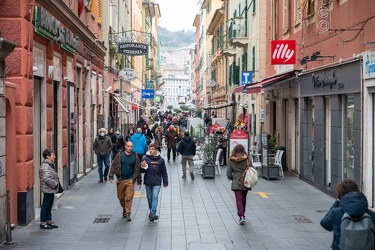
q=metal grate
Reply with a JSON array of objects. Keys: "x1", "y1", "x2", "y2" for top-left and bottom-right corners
[
  {"x1": 292, "y1": 215, "x2": 313, "y2": 223},
  {"x1": 93, "y1": 214, "x2": 112, "y2": 223},
  {"x1": 93, "y1": 218, "x2": 110, "y2": 223}
]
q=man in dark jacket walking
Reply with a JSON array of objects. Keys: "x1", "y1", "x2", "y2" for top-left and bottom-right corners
[
  {"x1": 140, "y1": 143, "x2": 168, "y2": 221},
  {"x1": 226, "y1": 119, "x2": 234, "y2": 134},
  {"x1": 111, "y1": 128, "x2": 125, "y2": 158},
  {"x1": 178, "y1": 131, "x2": 196, "y2": 180},
  {"x1": 93, "y1": 128, "x2": 112, "y2": 183}
]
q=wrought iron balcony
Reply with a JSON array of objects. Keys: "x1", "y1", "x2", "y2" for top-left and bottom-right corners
[{"x1": 227, "y1": 19, "x2": 249, "y2": 48}]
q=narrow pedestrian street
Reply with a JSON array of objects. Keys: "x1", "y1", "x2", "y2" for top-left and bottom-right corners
[{"x1": 5, "y1": 148, "x2": 334, "y2": 250}]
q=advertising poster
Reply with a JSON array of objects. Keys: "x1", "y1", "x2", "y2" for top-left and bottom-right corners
[{"x1": 229, "y1": 129, "x2": 249, "y2": 155}]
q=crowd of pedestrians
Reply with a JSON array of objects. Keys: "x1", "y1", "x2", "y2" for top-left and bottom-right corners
[{"x1": 39, "y1": 109, "x2": 375, "y2": 250}]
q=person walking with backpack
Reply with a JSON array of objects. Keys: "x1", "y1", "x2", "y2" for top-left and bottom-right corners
[
  {"x1": 177, "y1": 131, "x2": 196, "y2": 180},
  {"x1": 320, "y1": 178, "x2": 375, "y2": 250},
  {"x1": 226, "y1": 144, "x2": 252, "y2": 225}
]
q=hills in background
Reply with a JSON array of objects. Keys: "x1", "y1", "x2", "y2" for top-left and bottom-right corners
[{"x1": 158, "y1": 26, "x2": 195, "y2": 52}]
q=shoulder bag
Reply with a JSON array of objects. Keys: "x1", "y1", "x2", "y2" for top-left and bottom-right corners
[{"x1": 238, "y1": 159, "x2": 258, "y2": 188}]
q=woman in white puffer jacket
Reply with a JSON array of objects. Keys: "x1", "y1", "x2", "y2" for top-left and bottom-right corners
[{"x1": 39, "y1": 149, "x2": 59, "y2": 229}]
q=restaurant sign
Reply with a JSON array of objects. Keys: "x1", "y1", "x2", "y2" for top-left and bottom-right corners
[
  {"x1": 118, "y1": 42, "x2": 148, "y2": 56},
  {"x1": 34, "y1": 6, "x2": 79, "y2": 53}
]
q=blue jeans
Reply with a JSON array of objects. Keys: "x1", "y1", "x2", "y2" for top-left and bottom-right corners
[
  {"x1": 145, "y1": 185, "x2": 161, "y2": 215},
  {"x1": 97, "y1": 154, "x2": 110, "y2": 180},
  {"x1": 40, "y1": 193, "x2": 54, "y2": 223}
]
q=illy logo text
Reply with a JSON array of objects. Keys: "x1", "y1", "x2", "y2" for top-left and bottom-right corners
[{"x1": 271, "y1": 40, "x2": 296, "y2": 65}]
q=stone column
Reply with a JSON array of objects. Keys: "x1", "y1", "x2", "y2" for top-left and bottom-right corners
[{"x1": 0, "y1": 33, "x2": 16, "y2": 243}]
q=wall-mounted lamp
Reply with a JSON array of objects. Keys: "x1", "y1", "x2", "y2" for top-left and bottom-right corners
[
  {"x1": 33, "y1": 66, "x2": 38, "y2": 73},
  {"x1": 48, "y1": 66, "x2": 54, "y2": 79},
  {"x1": 310, "y1": 51, "x2": 335, "y2": 61},
  {"x1": 300, "y1": 56, "x2": 310, "y2": 65}
]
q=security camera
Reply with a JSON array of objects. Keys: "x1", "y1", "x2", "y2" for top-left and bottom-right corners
[
  {"x1": 64, "y1": 76, "x2": 69, "y2": 81},
  {"x1": 94, "y1": 39, "x2": 99, "y2": 43},
  {"x1": 105, "y1": 86, "x2": 112, "y2": 92}
]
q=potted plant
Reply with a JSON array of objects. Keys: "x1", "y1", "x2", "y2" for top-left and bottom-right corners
[{"x1": 201, "y1": 135, "x2": 215, "y2": 179}]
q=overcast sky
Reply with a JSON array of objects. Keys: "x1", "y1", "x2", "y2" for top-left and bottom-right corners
[{"x1": 157, "y1": 0, "x2": 200, "y2": 31}]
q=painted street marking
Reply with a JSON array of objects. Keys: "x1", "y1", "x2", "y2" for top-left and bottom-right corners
[
  {"x1": 255, "y1": 192, "x2": 272, "y2": 198},
  {"x1": 134, "y1": 191, "x2": 142, "y2": 198}
]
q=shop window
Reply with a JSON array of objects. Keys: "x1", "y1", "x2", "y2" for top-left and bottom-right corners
[
  {"x1": 305, "y1": 97, "x2": 314, "y2": 180},
  {"x1": 343, "y1": 95, "x2": 354, "y2": 179}
]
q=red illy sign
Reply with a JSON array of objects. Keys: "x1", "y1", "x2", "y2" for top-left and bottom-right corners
[{"x1": 271, "y1": 40, "x2": 296, "y2": 65}]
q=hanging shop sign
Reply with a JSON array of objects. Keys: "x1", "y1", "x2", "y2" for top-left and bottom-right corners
[
  {"x1": 118, "y1": 42, "x2": 148, "y2": 56},
  {"x1": 119, "y1": 68, "x2": 138, "y2": 81},
  {"x1": 241, "y1": 71, "x2": 253, "y2": 86},
  {"x1": 363, "y1": 51, "x2": 375, "y2": 80},
  {"x1": 271, "y1": 40, "x2": 296, "y2": 65},
  {"x1": 33, "y1": 6, "x2": 79, "y2": 54},
  {"x1": 141, "y1": 89, "x2": 154, "y2": 99}
]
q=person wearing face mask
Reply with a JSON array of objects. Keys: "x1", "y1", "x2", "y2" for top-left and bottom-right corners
[
  {"x1": 93, "y1": 128, "x2": 113, "y2": 183},
  {"x1": 165, "y1": 125, "x2": 178, "y2": 162},
  {"x1": 142, "y1": 123, "x2": 153, "y2": 145},
  {"x1": 130, "y1": 128, "x2": 148, "y2": 162},
  {"x1": 111, "y1": 128, "x2": 125, "y2": 158},
  {"x1": 125, "y1": 128, "x2": 135, "y2": 142}
]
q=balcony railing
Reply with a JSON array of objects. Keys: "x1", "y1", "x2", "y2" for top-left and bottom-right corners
[{"x1": 227, "y1": 18, "x2": 249, "y2": 48}]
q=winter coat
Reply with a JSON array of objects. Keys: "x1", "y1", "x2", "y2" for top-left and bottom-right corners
[
  {"x1": 216, "y1": 131, "x2": 228, "y2": 149},
  {"x1": 226, "y1": 122, "x2": 234, "y2": 134},
  {"x1": 111, "y1": 134, "x2": 125, "y2": 152},
  {"x1": 39, "y1": 159, "x2": 59, "y2": 194},
  {"x1": 165, "y1": 128, "x2": 178, "y2": 148},
  {"x1": 154, "y1": 126, "x2": 164, "y2": 148},
  {"x1": 93, "y1": 135, "x2": 112, "y2": 156},
  {"x1": 140, "y1": 151, "x2": 168, "y2": 187},
  {"x1": 142, "y1": 128, "x2": 153, "y2": 140},
  {"x1": 320, "y1": 192, "x2": 375, "y2": 250},
  {"x1": 226, "y1": 154, "x2": 252, "y2": 191},
  {"x1": 109, "y1": 151, "x2": 142, "y2": 184},
  {"x1": 130, "y1": 133, "x2": 148, "y2": 155},
  {"x1": 178, "y1": 135, "x2": 196, "y2": 156}
]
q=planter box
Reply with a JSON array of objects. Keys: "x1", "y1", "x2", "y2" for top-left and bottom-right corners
[
  {"x1": 202, "y1": 164, "x2": 215, "y2": 179},
  {"x1": 262, "y1": 164, "x2": 280, "y2": 180}
]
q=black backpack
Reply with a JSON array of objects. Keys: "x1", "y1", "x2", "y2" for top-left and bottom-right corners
[{"x1": 339, "y1": 212, "x2": 375, "y2": 250}]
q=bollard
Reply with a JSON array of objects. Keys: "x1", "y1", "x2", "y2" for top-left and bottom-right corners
[{"x1": 4, "y1": 189, "x2": 14, "y2": 245}]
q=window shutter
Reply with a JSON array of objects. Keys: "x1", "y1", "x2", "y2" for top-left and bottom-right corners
[
  {"x1": 283, "y1": 0, "x2": 290, "y2": 34},
  {"x1": 98, "y1": 0, "x2": 102, "y2": 24},
  {"x1": 295, "y1": 0, "x2": 302, "y2": 25},
  {"x1": 91, "y1": 0, "x2": 95, "y2": 15}
]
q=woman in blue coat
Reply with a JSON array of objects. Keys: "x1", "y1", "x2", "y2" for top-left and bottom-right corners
[
  {"x1": 320, "y1": 179, "x2": 375, "y2": 250},
  {"x1": 140, "y1": 143, "x2": 168, "y2": 221}
]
